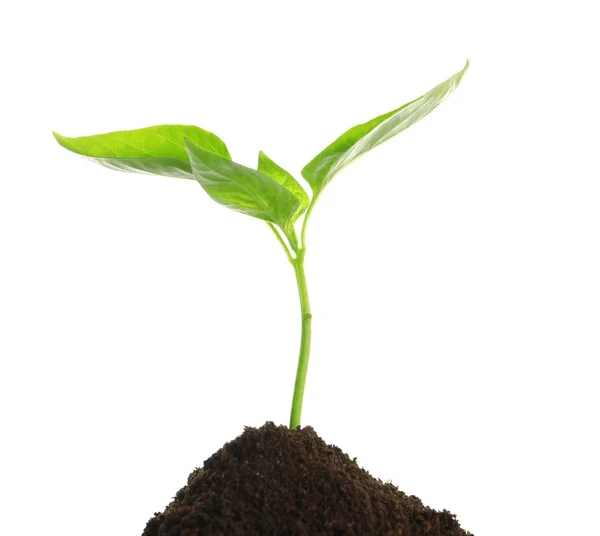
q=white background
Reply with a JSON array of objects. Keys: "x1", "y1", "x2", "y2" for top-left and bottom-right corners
[{"x1": 1, "y1": 1, "x2": 598, "y2": 535}]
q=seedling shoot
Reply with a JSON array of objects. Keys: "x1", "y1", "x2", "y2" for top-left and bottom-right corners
[{"x1": 54, "y1": 61, "x2": 469, "y2": 429}]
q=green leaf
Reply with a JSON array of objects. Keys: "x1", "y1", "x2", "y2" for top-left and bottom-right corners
[
  {"x1": 185, "y1": 139, "x2": 301, "y2": 237},
  {"x1": 53, "y1": 125, "x2": 231, "y2": 179},
  {"x1": 302, "y1": 60, "x2": 470, "y2": 194},
  {"x1": 257, "y1": 151, "x2": 310, "y2": 221}
]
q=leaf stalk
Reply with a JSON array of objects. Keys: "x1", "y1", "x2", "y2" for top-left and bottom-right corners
[{"x1": 267, "y1": 223, "x2": 294, "y2": 263}]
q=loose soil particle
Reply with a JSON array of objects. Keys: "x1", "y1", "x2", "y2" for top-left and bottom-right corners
[{"x1": 143, "y1": 422, "x2": 472, "y2": 536}]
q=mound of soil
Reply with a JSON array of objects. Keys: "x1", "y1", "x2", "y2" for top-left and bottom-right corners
[{"x1": 143, "y1": 422, "x2": 471, "y2": 536}]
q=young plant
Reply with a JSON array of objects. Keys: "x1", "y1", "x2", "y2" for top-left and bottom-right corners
[{"x1": 54, "y1": 61, "x2": 469, "y2": 429}]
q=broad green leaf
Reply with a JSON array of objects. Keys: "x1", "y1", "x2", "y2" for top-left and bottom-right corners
[
  {"x1": 185, "y1": 139, "x2": 301, "y2": 236},
  {"x1": 53, "y1": 125, "x2": 231, "y2": 179},
  {"x1": 257, "y1": 151, "x2": 310, "y2": 221},
  {"x1": 302, "y1": 60, "x2": 470, "y2": 194}
]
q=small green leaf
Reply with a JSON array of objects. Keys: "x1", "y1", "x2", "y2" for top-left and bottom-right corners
[
  {"x1": 53, "y1": 125, "x2": 231, "y2": 179},
  {"x1": 257, "y1": 151, "x2": 310, "y2": 221},
  {"x1": 185, "y1": 139, "x2": 301, "y2": 237},
  {"x1": 302, "y1": 60, "x2": 470, "y2": 194}
]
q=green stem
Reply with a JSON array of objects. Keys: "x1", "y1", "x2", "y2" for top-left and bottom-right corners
[{"x1": 289, "y1": 248, "x2": 312, "y2": 429}]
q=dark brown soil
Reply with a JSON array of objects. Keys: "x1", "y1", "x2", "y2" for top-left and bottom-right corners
[{"x1": 142, "y1": 422, "x2": 471, "y2": 536}]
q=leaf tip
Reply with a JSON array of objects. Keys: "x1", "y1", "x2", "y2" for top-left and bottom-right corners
[
  {"x1": 257, "y1": 150, "x2": 270, "y2": 167},
  {"x1": 53, "y1": 131, "x2": 79, "y2": 154},
  {"x1": 52, "y1": 131, "x2": 67, "y2": 145}
]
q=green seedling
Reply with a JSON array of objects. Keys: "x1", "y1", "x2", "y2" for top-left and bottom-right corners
[{"x1": 54, "y1": 61, "x2": 469, "y2": 429}]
